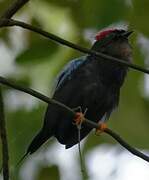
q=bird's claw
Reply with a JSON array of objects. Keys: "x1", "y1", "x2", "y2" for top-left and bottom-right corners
[
  {"x1": 73, "y1": 107, "x2": 88, "y2": 127},
  {"x1": 95, "y1": 123, "x2": 107, "y2": 135},
  {"x1": 73, "y1": 112, "x2": 85, "y2": 126}
]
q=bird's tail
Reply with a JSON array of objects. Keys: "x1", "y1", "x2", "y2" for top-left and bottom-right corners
[
  {"x1": 16, "y1": 130, "x2": 52, "y2": 167},
  {"x1": 27, "y1": 130, "x2": 52, "y2": 155}
]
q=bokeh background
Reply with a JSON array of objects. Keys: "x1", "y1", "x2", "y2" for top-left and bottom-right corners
[{"x1": 0, "y1": 0, "x2": 149, "y2": 179}]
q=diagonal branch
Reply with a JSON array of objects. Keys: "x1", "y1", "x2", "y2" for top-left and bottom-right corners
[
  {"x1": 0, "y1": 76, "x2": 74, "y2": 114},
  {"x1": 0, "y1": 75, "x2": 149, "y2": 163},
  {"x1": 0, "y1": 88, "x2": 9, "y2": 180},
  {"x1": 105, "y1": 128, "x2": 149, "y2": 163},
  {"x1": 0, "y1": 18, "x2": 149, "y2": 75},
  {"x1": 1, "y1": 0, "x2": 30, "y2": 19}
]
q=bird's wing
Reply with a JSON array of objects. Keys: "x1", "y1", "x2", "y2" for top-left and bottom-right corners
[{"x1": 54, "y1": 56, "x2": 86, "y2": 91}]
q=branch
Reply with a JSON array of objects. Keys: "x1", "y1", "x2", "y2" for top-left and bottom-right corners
[
  {"x1": 0, "y1": 76, "x2": 149, "y2": 163},
  {"x1": 0, "y1": 76, "x2": 74, "y2": 114},
  {"x1": 0, "y1": 18, "x2": 149, "y2": 75},
  {"x1": 1, "y1": 0, "x2": 30, "y2": 19},
  {"x1": 105, "y1": 128, "x2": 149, "y2": 163},
  {"x1": 0, "y1": 87, "x2": 9, "y2": 180}
]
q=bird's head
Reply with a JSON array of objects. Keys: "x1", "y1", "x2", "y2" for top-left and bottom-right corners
[
  {"x1": 95, "y1": 29, "x2": 132, "y2": 41},
  {"x1": 92, "y1": 28, "x2": 133, "y2": 62}
]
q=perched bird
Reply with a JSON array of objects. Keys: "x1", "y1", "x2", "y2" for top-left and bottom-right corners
[{"x1": 25, "y1": 28, "x2": 133, "y2": 156}]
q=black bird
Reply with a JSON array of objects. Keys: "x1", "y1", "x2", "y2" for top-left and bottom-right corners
[{"x1": 25, "y1": 28, "x2": 133, "y2": 155}]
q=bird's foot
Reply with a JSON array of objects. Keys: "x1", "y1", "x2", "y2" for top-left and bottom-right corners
[
  {"x1": 73, "y1": 112, "x2": 85, "y2": 126},
  {"x1": 73, "y1": 107, "x2": 88, "y2": 126},
  {"x1": 95, "y1": 123, "x2": 107, "y2": 135}
]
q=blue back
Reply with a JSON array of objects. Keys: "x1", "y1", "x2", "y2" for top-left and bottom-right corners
[{"x1": 54, "y1": 56, "x2": 86, "y2": 91}]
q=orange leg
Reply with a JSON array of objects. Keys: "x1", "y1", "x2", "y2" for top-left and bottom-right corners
[
  {"x1": 74, "y1": 112, "x2": 85, "y2": 126},
  {"x1": 95, "y1": 122, "x2": 108, "y2": 135}
]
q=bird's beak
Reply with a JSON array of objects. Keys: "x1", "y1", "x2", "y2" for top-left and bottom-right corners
[{"x1": 122, "y1": 30, "x2": 133, "y2": 38}]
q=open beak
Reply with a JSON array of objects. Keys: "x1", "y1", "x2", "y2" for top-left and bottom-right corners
[{"x1": 122, "y1": 30, "x2": 133, "y2": 38}]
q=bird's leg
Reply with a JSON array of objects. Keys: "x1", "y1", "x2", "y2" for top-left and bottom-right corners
[
  {"x1": 72, "y1": 106, "x2": 84, "y2": 127},
  {"x1": 74, "y1": 112, "x2": 84, "y2": 127},
  {"x1": 73, "y1": 108, "x2": 88, "y2": 127},
  {"x1": 95, "y1": 122, "x2": 108, "y2": 135}
]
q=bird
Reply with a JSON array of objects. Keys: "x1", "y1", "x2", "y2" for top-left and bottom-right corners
[{"x1": 24, "y1": 28, "x2": 133, "y2": 157}]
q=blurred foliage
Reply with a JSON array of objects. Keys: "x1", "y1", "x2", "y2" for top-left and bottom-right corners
[
  {"x1": 0, "y1": 0, "x2": 149, "y2": 180},
  {"x1": 16, "y1": 38, "x2": 58, "y2": 65},
  {"x1": 7, "y1": 105, "x2": 46, "y2": 164}
]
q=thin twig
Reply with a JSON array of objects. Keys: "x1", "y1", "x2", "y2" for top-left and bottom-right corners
[
  {"x1": 104, "y1": 128, "x2": 149, "y2": 162},
  {"x1": 77, "y1": 124, "x2": 85, "y2": 175},
  {"x1": 0, "y1": 18, "x2": 149, "y2": 75},
  {"x1": 0, "y1": 87, "x2": 9, "y2": 180},
  {"x1": 1, "y1": 0, "x2": 30, "y2": 19},
  {"x1": 0, "y1": 75, "x2": 149, "y2": 163}
]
